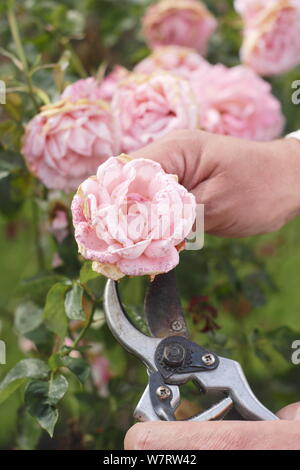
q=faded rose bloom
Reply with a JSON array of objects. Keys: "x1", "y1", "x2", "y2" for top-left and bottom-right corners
[
  {"x1": 21, "y1": 99, "x2": 120, "y2": 191},
  {"x1": 112, "y1": 72, "x2": 199, "y2": 153},
  {"x1": 134, "y1": 46, "x2": 210, "y2": 80},
  {"x1": 61, "y1": 77, "x2": 104, "y2": 102},
  {"x1": 193, "y1": 64, "x2": 284, "y2": 140},
  {"x1": 234, "y1": 0, "x2": 273, "y2": 22},
  {"x1": 235, "y1": 0, "x2": 300, "y2": 76},
  {"x1": 50, "y1": 209, "x2": 69, "y2": 243},
  {"x1": 142, "y1": 0, "x2": 217, "y2": 55},
  {"x1": 61, "y1": 67, "x2": 128, "y2": 103},
  {"x1": 97, "y1": 66, "x2": 129, "y2": 102},
  {"x1": 87, "y1": 343, "x2": 111, "y2": 396},
  {"x1": 19, "y1": 337, "x2": 37, "y2": 353},
  {"x1": 90, "y1": 356, "x2": 111, "y2": 396},
  {"x1": 71, "y1": 155, "x2": 196, "y2": 280}
]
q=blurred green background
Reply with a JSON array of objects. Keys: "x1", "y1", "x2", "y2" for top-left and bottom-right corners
[{"x1": 0, "y1": 0, "x2": 300, "y2": 450}]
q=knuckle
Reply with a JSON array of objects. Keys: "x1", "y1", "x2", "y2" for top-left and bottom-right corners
[{"x1": 125, "y1": 423, "x2": 154, "y2": 450}]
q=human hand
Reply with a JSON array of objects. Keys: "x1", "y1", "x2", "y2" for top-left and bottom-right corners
[
  {"x1": 132, "y1": 130, "x2": 300, "y2": 237},
  {"x1": 124, "y1": 402, "x2": 300, "y2": 450}
]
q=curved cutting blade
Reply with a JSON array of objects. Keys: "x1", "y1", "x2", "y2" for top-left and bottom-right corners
[{"x1": 144, "y1": 269, "x2": 189, "y2": 338}]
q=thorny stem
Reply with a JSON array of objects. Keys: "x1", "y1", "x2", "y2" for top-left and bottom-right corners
[
  {"x1": 32, "y1": 197, "x2": 46, "y2": 272},
  {"x1": 62, "y1": 306, "x2": 96, "y2": 356},
  {"x1": 63, "y1": 40, "x2": 87, "y2": 79}
]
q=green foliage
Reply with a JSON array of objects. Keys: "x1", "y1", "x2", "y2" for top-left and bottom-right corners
[
  {"x1": 60, "y1": 356, "x2": 90, "y2": 384},
  {"x1": 0, "y1": 359, "x2": 49, "y2": 404},
  {"x1": 24, "y1": 374, "x2": 68, "y2": 437},
  {"x1": 43, "y1": 282, "x2": 71, "y2": 338},
  {"x1": 64, "y1": 283, "x2": 85, "y2": 321}
]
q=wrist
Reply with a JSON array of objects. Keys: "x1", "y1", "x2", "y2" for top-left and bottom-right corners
[{"x1": 270, "y1": 138, "x2": 300, "y2": 223}]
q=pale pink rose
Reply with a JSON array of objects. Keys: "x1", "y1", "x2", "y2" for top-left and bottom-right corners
[
  {"x1": 19, "y1": 337, "x2": 37, "y2": 353},
  {"x1": 193, "y1": 64, "x2": 284, "y2": 140},
  {"x1": 134, "y1": 46, "x2": 211, "y2": 80},
  {"x1": 50, "y1": 209, "x2": 69, "y2": 243},
  {"x1": 85, "y1": 343, "x2": 110, "y2": 396},
  {"x1": 22, "y1": 99, "x2": 120, "y2": 191},
  {"x1": 71, "y1": 155, "x2": 196, "y2": 280},
  {"x1": 90, "y1": 356, "x2": 111, "y2": 396},
  {"x1": 234, "y1": 0, "x2": 275, "y2": 22},
  {"x1": 112, "y1": 72, "x2": 199, "y2": 153},
  {"x1": 142, "y1": 0, "x2": 217, "y2": 55},
  {"x1": 61, "y1": 67, "x2": 128, "y2": 103},
  {"x1": 236, "y1": 0, "x2": 300, "y2": 75},
  {"x1": 61, "y1": 77, "x2": 104, "y2": 102},
  {"x1": 97, "y1": 66, "x2": 129, "y2": 102}
]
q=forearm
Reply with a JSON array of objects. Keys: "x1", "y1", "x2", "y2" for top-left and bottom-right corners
[{"x1": 268, "y1": 137, "x2": 300, "y2": 225}]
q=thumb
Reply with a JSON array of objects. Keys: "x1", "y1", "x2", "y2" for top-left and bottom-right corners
[
  {"x1": 130, "y1": 131, "x2": 187, "y2": 182},
  {"x1": 277, "y1": 402, "x2": 300, "y2": 420},
  {"x1": 130, "y1": 129, "x2": 210, "y2": 191}
]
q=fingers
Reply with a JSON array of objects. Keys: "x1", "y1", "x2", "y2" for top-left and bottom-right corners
[
  {"x1": 130, "y1": 129, "x2": 210, "y2": 190},
  {"x1": 277, "y1": 402, "x2": 300, "y2": 420},
  {"x1": 124, "y1": 420, "x2": 300, "y2": 450}
]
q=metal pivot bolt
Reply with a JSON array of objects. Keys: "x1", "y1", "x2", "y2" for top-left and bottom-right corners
[
  {"x1": 163, "y1": 343, "x2": 186, "y2": 367},
  {"x1": 202, "y1": 353, "x2": 216, "y2": 366},
  {"x1": 156, "y1": 386, "x2": 172, "y2": 400},
  {"x1": 171, "y1": 320, "x2": 183, "y2": 332}
]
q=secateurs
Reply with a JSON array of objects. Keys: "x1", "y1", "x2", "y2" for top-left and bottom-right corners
[{"x1": 104, "y1": 269, "x2": 278, "y2": 422}]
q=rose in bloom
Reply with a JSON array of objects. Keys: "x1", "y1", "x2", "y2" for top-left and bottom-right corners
[
  {"x1": 142, "y1": 0, "x2": 217, "y2": 55},
  {"x1": 61, "y1": 77, "x2": 105, "y2": 102},
  {"x1": 235, "y1": 0, "x2": 300, "y2": 76},
  {"x1": 97, "y1": 66, "x2": 129, "y2": 102},
  {"x1": 22, "y1": 99, "x2": 120, "y2": 191},
  {"x1": 90, "y1": 356, "x2": 111, "y2": 397},
  {"x1": 134, "y1": 46, "x2": 210, "y2": 80},
  {"x1": 112, "y1": 72, "x2": 199, "y2": 153},
  {"x1": 192, "y1": 64, "x2": 284, "y2": 140},
  {"x1": 71, "y1": 155, "x2": 196, "y2": 280},
  {"x1": 49, "y1": 208, "x2": 69, "y2": 243},
  {"x1": 234, "y1": 0, "x2": 273, "y2": 22},
  {"x1": 61, "y1": 66, "x2": 128, "y2": 103},
  {"x1": 87, "y1": 343, "x2": 111, "y2": 396}
]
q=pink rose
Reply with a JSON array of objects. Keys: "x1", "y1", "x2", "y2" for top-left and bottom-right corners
[
  {"x1": 50, "y1": 209, "x2": 69, "y2": 243},
  {"x1": 142, "y1": 0, "x2": 217, "y2": 55},
  {"x1": 97, "y1": 66, "x2": 129, "y2": 102},
  {"x1": 90, "y1": 356, "x2": 111, "y2": 396},
  {"x1": 87, "y1": 343, "x2": 111, "y2": 396},
  {"x1": 71, "y1": 155, "x2": 196, "y2": 280},
  {"x1": 134, "y1": 45, "x2": 210, "y2": 80},
  {"x1": 22, "y1": 99, "x2": 120, "y2": 191},
  {"x1": 61, "y1": 67, "x2": 128, "y2": 103},
  {"x1": 235, "y1": 0, "x2": 300, "y2": 76},
  {"x1": 19, "y1": 337, "x2": 37, "y2": 353},
  {"x1": 112, "y1": 72, "x2": 199, "y2": 153},
  {"x1": 192, "y1": 64, "x2": 284, "y2": 141},
  {"x1": 234, "y1": 0, "x2": 273, "y2": 22},
  {"x1": 61, "y1": 77, "x2": 104, "y2": 102}
]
